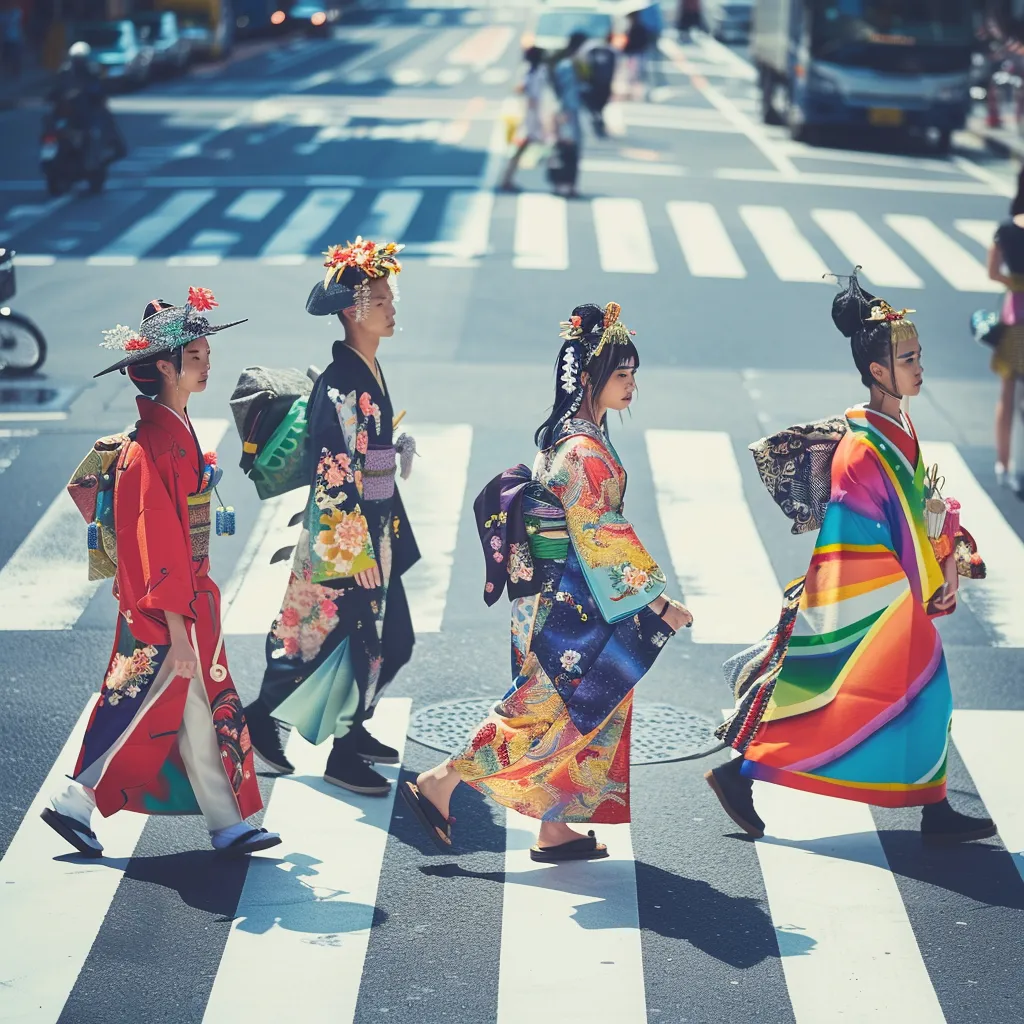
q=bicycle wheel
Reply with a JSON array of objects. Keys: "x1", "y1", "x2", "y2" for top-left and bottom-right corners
[{"x1": 0, "y1": 310, "x2": 47, "y2": 376}]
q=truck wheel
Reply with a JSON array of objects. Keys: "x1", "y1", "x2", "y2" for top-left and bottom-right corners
[
  {"x1": 934, "y1": 129, "x2": 952, "y2": 155},
  {"x1": 760, "y1": 71, "x2": 782, "y2": 125}
]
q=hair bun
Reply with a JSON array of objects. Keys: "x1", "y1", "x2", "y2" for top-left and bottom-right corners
[
  {"x1": 143, "y1": 299, "x2": 174, "y2": 321},
  {"x1": 570, "y1": 303, "x2": 605, "y2": 336},
  {"x1": 830, "y1": 270, "x2": 877, "y2": 339}
]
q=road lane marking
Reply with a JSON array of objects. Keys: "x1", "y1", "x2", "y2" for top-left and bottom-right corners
[
  {"x1": 667, "y1": 200, "x2": 746, "y2": 278},
  {"x1": 593, "y1": 197, "x2": 657, "y2": 274},
  {"x1": 201, "y1": 699, "x2": 411, "y2": 1024},
  {"x1": 424, "y1": 190, "x2": 495, "y2": 265},
  {"x1": 448, "y1": 25, "x2": 514, "y2": 68},
  {"x1": 496, "y1": 814, "x2": 646, "y2": 1024},
  {"x1": 919, "y1": 441, "x2": 1024, "y2": 646},
  {"x1": 355, "y1": 189, "x2": 423, "y2": 241},
  {"x1": 647, "y1": 430, "x2": 780, "y2": 645},
  {"x1": 812, "y1": 209, "x2": 923, "y2": 289},
  {"x1": 514, "y1": 193, "x2": 569, "y2": 271},
  {"x1": 259, "y1": 189, "x2": 354, "y2": 259},
  {"x1": 953, "y1": 218, "x2": 998, "y2": 250},
  {"x1": 884, "y1": 215, "x2": 1002, "y2": 292},
  {"x1": 95, "y1": 189, "x2": 216, "y2": 259},
  {"x1": 226, "y1": 188, "x2": 285, "y2": 222},
  {"x1": 741, "y1": 206, "x2": 831, "y2": 283},
  {"x1": 952, "y1": 710, "x2": 1024, "y2": 883}
]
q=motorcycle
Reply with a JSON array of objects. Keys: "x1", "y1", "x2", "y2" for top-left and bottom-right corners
[
  {"x1": 40, "y1": 99, "x2": 120, "y2": 197},
  {"x1": 0, "y1": 250, "x2": 48, "y2": 376}
]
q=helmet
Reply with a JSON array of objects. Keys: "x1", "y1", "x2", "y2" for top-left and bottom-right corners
[{"x1": 68, "y1": 41, "x2": 92, "y2": 61}]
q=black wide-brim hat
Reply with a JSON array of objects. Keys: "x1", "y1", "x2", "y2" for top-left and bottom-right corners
[
  {"x1": 306, "y1": 275, "x2": 358, "y2": 317},
  {"x1": 95, "y1": 287, "x2": 246, "y2": 378}
]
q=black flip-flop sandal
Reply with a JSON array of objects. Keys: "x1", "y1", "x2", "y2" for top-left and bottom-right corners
[
  {"x1": 216, "y1": 827, "x2": 282, "y2": 859},
  {"x1": 530, "y1": 830, "x2": 609, "y2": 863},
  {"x1": 400, "y1": 781, "x2": 454, "y2": 851},
  {"x1": 40, "y1": 807, "x2": 104, "y2": 858}
]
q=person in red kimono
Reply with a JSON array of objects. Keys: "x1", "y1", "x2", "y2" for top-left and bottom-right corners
[{"x1": 42, "y1": 289, "x2": 281, "y2": 859}]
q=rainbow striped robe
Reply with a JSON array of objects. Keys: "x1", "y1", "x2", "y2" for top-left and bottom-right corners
[{"x1": 741, "y1": 405, "x2": 951, "y2": 807}]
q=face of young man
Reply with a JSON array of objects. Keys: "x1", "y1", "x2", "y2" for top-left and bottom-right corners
[
  {"x1": 345, "y1": 276, "x2": 397, "y2": 338},
  {"x1": 871, "y1": 334, "x2": 923, "y2": 399}
]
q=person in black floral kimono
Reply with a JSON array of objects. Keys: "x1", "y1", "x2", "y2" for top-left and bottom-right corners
[{"x1": 243, "y1": 239, "x2": 420, "y2": 795}]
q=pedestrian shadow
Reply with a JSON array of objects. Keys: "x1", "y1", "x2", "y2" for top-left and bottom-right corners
[
  {"x1": 420, "y1": 859, "x2": 798, "y2": 968},
  {"x1": 758, "y1": 830, "x2": 1024, "y2": 911}
]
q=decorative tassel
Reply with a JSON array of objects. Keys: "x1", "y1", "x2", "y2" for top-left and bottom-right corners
[
  {"x1": 87, "y1": 522, "x2": 100, "y2": 549},
  {"x1": 216, "y1": 506, "x2": 235, "y2": 536},
  {"x1": 395, "y1": 432, "x2": 417, "y2": 480}
]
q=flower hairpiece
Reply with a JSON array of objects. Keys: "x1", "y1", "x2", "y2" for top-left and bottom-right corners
[
  {"x1": 322, "y1": 237, "x2": 404, "y2": 288},
  {"x1": 100, "y1": 324, "x2": 151, "y2": 352},
  {"x1": 866, "y1": 299, "x2": 915, "y2": 323},
  {"x1": 187, "y1": 286, "x2": 217, "y2": 313},
  {"x1": 592, "y1": 300, "x2": 634, "y2": 359},
  {"x1": 560, "y1": 346, "x2": 578, "y2": 393},
  {"x1": 558, "y1": 315, "x2": 584, "y2": 341}
]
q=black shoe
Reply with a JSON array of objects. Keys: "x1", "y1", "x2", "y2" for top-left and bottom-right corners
[
  {"x1": 244, "y1": 701, "x2": 294, "y2": 774},
  {"x1": 324, "y1": 741, "x2": 391, "y2": 796},
  {"x1": 921, "y1": 798, "x2": 997, "y2": 846},
  {"x1": 350, "y1": 723, "x2": 400, "y2": 765},
  {"x1": 705, "y1": 757, "x2": 765, "y2": 839}
]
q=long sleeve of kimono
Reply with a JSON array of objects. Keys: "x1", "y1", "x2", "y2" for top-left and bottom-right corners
[
  {"x1": 550, "y1": 437, "x2": 666, "y2": 623},
  {"x1": 117, "y1": 454, "x2": 196, "y2": 622},
  {"x1": 306, "y1": 383, "x2": 378, "y2": 585}
]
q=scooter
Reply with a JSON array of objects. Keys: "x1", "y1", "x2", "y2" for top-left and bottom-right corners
[
  {"x1": 39, "y1": 99, "x2": 121, "y2": 197},
  {"x1": 0, "y1": 250, "x2": 47, "y2": 376}
]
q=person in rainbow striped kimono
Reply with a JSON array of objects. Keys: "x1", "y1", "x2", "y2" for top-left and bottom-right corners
[{"x1": 706, "y1": 271, "x2": 999, "y2": 846}]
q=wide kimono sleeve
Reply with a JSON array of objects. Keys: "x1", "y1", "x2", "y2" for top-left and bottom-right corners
[
  {"x1": 115, "y1": 449, "x2": 196, "y2": 622},
  {"x1": 305, "y1": 381, "x2": 379, "y2": 585},
  {"x1": 547, "y1": 436, "x2": 666, "y2": 623}
]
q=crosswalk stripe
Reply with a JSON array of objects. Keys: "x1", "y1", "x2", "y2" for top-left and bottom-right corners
[
  {"x1": 425, "y1": 190, "x2": 494, "y2": 265},
  {"x1": 496, "y1": 813, "x2": 646, "y2": 1023},
  {"x1": 225, "y1": 188, "x2": 285, "y2": 222},
  {"x1": 667, "y1": 200, "x2": 746, "y2": 278},
  {"x1": 399, "y1": 424, "x2": 473, "y2": 633},
  {"x1": 0, "y1": 419, "x2": 228, "y2": 632},
  {"x1": 447, "y1": 25, "x2": 514, "y2": 67},
  {"x1": 593, "y1": 197, "x2": 658, "y2": 274},
  {"x1": 954, "y1": 218, "x2": 998, "y2": 250},
  {"x1": 811, "y1": 209, "x2": 923, "y2": 289},
  {"x1": 259, "y1": 189, "x2": 355, "y2": 259},
  {"x1": 0, "y1": 697, "x2": 148, "y2": 1023},
  {"x1": 750, "y1": 771, "x2": 946, "y2": 1023},
  {"x1": 201, "y1": 698, "x2": 411, "y2": 1023},
  {"x1": 919, "y1": 442, "x2": 1024, "y2": 647},
  {"x1": 740, "y1": 206, "x2": 830, "y2": 283},
  {"x1": 646, "y1": 430, "x2": 781, "y2": 645},
  {"x1": 513, "y1": 193, "x2": 569, "y2": 270},
  {"x1": 884, "y1": 215, "x2": 1003, "y2": 293},
  {"x1": 952, "y1": 710, "x2": 1024, "y2": 884},
  {"x1": 221, "y1": 493, "x2": 301, "y2": 636},
  {"x1": 95, "y1": 189, "x2": 216, "y2": 260},
  {"x1": 355, "y1": 189, "x2": 423, "y2": 241}
]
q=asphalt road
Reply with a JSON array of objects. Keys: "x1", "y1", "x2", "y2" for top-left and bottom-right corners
[{"x1": 1, "y1": 3, "x2": 1023, "y2": 1023}]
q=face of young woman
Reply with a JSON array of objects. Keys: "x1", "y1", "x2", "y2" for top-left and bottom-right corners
[
  {"x1": 160, "y1": 337, "x2": 211, "y2": 395},
  {"x1": 346, "y1": 277, "x2": 396, "y2": 338},
  {"x1": 598, "y1": 359, "x2": 637, "y2": 411},
  {"x1": 872, "y1": 334, "x2": 922, "y2": 398}
]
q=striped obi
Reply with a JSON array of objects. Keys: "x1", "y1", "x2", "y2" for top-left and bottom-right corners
[
  {"x1": 363, "y1": 445, "x2": 397, "y2": 502},
  {"x1": 187, "y1": 491, "x2": 212, "y2": 561}
]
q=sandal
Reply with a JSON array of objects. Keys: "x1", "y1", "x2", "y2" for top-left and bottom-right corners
[
  {"x1": 40, "y1": 807, "x2": 104, "y2": 858},
  {"x1": 216, "y1": 827, "x2": 282, "y2": 859},
  {"x1": 400, "y1": 781, "x2": 454, "y2": 851},
  {"x1": 529, "y1": 830, "x2": 609, "y2": 862}
]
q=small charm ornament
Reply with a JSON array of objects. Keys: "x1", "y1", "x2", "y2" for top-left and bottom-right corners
[
  {"x1": 87, "y1": 522, "x2": 100, "y2": 549},
  {"x1": 216, "y1": 506, "x2": 236, "y2": 536}
]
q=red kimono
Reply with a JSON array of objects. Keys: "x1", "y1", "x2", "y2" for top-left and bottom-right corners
[{"x1": 73, "y1": 397, "x2": 261, "y2": 820}]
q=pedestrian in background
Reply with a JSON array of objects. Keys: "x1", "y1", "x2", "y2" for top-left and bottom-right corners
[
  {"x1": 548, "y1": 31, "x2": 587, "y2": 197},
  {"x1": 986, "y1": 167, "x2": 1024, "y2": 492},
  {"x1": 638, "y1": 2, "x2": 663, "y2": 89},
  {"x1": 623, "y1": 12, "x2": 651, "y2": 100},
  {"x1": 581, "y1": 31, "x2": 617, "y2": 137},
  {"x1": 500, "y1": 45, "x2": 547, "y2": 192},
  {"x1": 0, "y1": 1, "x2": 24, "y2": 79}
]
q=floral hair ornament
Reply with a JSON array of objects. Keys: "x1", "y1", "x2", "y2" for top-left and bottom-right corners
[
  {"x1": 865, "y1": 298, "x2": 918, "y2": 346},
  {"x1": 591, "y1": 300, "x2": 635, "y2": 360},
  {"x1": 322, "y1": 237, "x2": 405, "y2": 322},
  {"x1": 558, "y1": 314, "x2": 584, "y2": 342}
]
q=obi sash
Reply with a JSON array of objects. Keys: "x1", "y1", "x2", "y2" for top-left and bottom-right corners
[
  {"x1": 363, "y1": 445, "x2": 397, "y2": 502},
  {"x1": 187, "y1": 491, "x2": 211, "y2": 563}
]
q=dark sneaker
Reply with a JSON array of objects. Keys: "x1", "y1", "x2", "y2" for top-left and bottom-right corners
[
  {"x1": 324, "y1": 741, "x2": 391, "y2": 796},
  {"x1": 244, "y1": 701, "x2": 294, "y2": 774},
  {"x1": 921, "y1": 799, "x2": 997, "y2": 846},
  {"x1": 705, "y1": 757, "x2": 765, "y2": 839},
  {"x1": 350, "y1": 724, "x2": 400, "y2": 765}
]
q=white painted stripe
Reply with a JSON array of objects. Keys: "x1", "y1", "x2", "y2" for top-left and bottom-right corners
[
  {"x1": 952, "y1": 710, "x2": 1024, "y2": 883},
  {"x1": 667, "y1": 200, "x2": 746, "y2": 278},
  {"x1": 424, "y1": 190, "x2": 494, "y2": 265},
  {"x1": 259, "y1": 189, "x2": 354, "y2": 258},
  {"x1": 0, "y1": 697, "x2": 148, "y2": 1022},
  {"x1": 201, "y1": 698, "x2": 411, "y2": 1024},
  {"x1": 513, "y1": 193, "x2": 569, "y2": 271},
  {"x1": 436, "y1": 67, "x2": 466, "y2": 85},
  {"x1": 647, "y1": 430, "x2": 780, "y2": 644},
  {"x1": 448, "y1": 25, "x2": 514, "y2": 67},
  {"x1": 593, "y1": 197, "x2": 658, "y2": 274},
  {"x1": 225, "y1": 189, "x2": 285, "y2": 222},
  {"x1": 811, "y1": 209, "x2": 923, "y2": 289},
  {"x1": 11, "y1": 253, "x2": 57, "y2": 266},
  {"x1": 96, "y1": 189, "x2": 215, "y2": 259},
  {"x1": 884, "y1": 215, "x2": 1002, "y2": 293},
  {"x1": 355, "y1": 189, "x2": 423, "y2": 241},
  {"x1": 496, "y1": 813, "x2": 646, "y2": 1024},
  {"x1": 919, "y1": 441, "x2": 1024, "y2": 646},
  {"x1": 0, "y1": 419, "x2": 228, "y2": 631},
  {"x1": 740, "y1": 206, "x2": 830, "y2": 283},
  {"x1": 954, "y1": 218, "x2": 998, "y2": 250},
  {"x1": 752, "y1": 780, "x2": 946, "y2": 1023},
  {"x1": 399, "y1": 424, "x2": 472, "y2": 633},
  {"x1": 221, "y1": 494, "x2": 301, "y2": 636}
]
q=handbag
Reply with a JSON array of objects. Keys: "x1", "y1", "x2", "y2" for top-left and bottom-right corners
[{"x1": 971, "y1": 309, "x2": 1004, "y2": 349}]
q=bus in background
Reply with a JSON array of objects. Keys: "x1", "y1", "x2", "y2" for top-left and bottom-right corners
[
  {"x1": 156, "y1": 0, "x2": 277, "y2": 61},
  {"x1": 752, "y1": 0, "x2": 974, "y2": 151}
]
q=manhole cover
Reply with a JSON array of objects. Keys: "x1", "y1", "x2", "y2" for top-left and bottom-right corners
[{"x1": 408, "y1": 698, "x2": 721, "y2": 766}]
